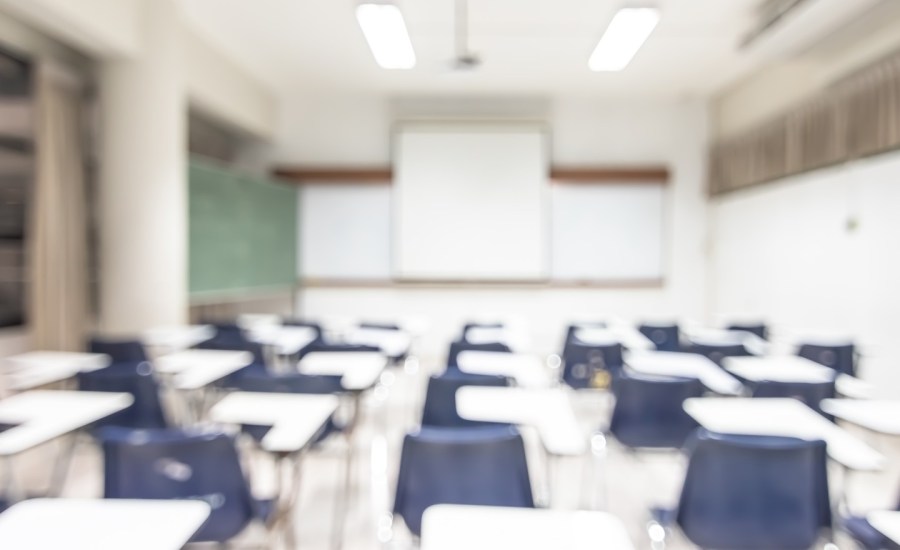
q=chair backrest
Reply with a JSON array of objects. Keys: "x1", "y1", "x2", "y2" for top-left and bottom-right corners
[
  {"x1": 446, "y1": 340, "x2": 512, "y2": 368},
  {"x1": 232, "y1": 370, "x2": 344, "y2": 395},
  {"x1": 688, "y1": 342, "x2": 751, "y2": 366},
  {"x1": 421, "y1": 370, "x2": 509, "y2": 428},
  {"x1": 298, "y1": 342, "x2": 381, "y2": 361},
  {"x1": 100, "y1": 427, "x2": 257, "y2": 542},
  {"x1": 751, "y1": 379, "x2": 837, "y2": 419},
  {"x1": 77, "y1": 362, "x2": 167, "y2": 429},
  {"x1": 638, "y1": 323, "x2": 681, "y2": 352},
  {"x1": 609, "y1": 372, "x2": 704, "y2": 449},
  {"x1": 560, "y1": 322, "x2": 606, "y2": 356},
  {"x1": 393, "y1": 425, "x2": 534, "y2": 536},
  {"x1": 561, "y1": 341, "x2": 624, "y2": 389},
  {"x1": 359, "y1": 321, "x2": 401, "y2": 331},
  {"x1": 727, "y1": 323, "x2": 769, "y2": 340},
  {"x1": 797, "y1": 342, "x2": 856, "y2": 377},
  {"x1": 88, "y1": 337, "x2": 148, "y2": 362},
  {"x1": 676, "y1": 430, "x2": 831, "y2": 550}
]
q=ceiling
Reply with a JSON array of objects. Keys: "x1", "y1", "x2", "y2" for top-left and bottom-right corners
[{"x1": 178, "y1": 0, "x2": 884, "y2": 98}]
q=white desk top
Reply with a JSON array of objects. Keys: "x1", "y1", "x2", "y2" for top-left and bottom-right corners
[
  {"x1": 456, "y1": 387, "x2": 586, "y2": 456},
  {"x1": 421, "y1": 505, "x2": 634, "y2": 550},
  {"x1": 626, "y1": 351, "x2": 744, "y2": 395},
  {"x1": 343, "y1": 328, "x2": 412, "y2": 358},
  {"x1": 868, "y1": 511, "x2": 900, "y2": 545},
  {"x1": 683, "y1": 398, "x2": 885, "y2": 470},
  {"x1": 464, "y1": 327, "x2": 529, "y2": 351},
  {"x1": 0, "y1": 498, "x2": 210, "y2": 550},
  {"x1": 0, "y1": 391, "x2": 133, "y2": 456},
  {"x1": 574, "y1": 327, "x2": 654, "y2": 351},
  {"x1": 297, "y1": 351, "x2": 387, "y2": 391},
  {"x1": 210, "y1": 392, "x2": 338, "y2": 453},
  {"x1": 2, "y1": 351, "x2": 112, "y2": 392},
  {"x1": 247, "y1": 325, "x2": 318, "y2": 356},
  {"x1": 456, "y1": 351, "x2": 551, "y2": 388},
  {"x1": 724, "y1": 355, "x2": 872, "y2": 399},
  {"x1": 154, "y1": 349, "x2": 253, "y2": 390},
  {"x1": 142, "y1": 325, "x2": 215, "y2": 353},
  {"x1": 820, "y1": 399, "x2": 900, "y2": 435}
]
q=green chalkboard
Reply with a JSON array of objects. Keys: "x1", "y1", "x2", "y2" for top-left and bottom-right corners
[{"x1": 188, "y1": 157, "x2": 297, "y2": 296}]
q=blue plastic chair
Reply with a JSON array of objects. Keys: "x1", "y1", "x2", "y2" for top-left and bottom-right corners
[
  {"x1": 751, "y1": 379, "x2": 837, "y2": 419},
  {"x1": 88, "y1": 337, "x2": 148, "y2": 362},
  {"x1": 560, "y1": 322, "x2": 606, "y2": 359},
  {"x1": 609, "y1": 372, "x2": 704, "y2": 449},
  {"x1": 393, "y1": 425, "x2": 534, "y2": 536},
  {"x1": 638, "y1": 323, "x2": 681, "y2": 352},
  {"x1": 77, "y1": 361, "x2": 168, "y2": 429},
  {"x1": 421, "y1": 370, "x2": 510, "y2": 428},
  {"x1": 845, "y1": 497, "x2": 900, "y2": 550},
  {"x1": 689, "y1": 341, "x2": 751, "y2": 366},
  {"x1": 728, "y1": 323, "x2": 769, "y2": 340},
  {"x1": 654, "y1": 429, "x2": 831, "y2": 550},
  {"x1": 446, "y1": 340, "x2": 512, "y2": 368},
  {"x1": 561, "y1": 341, "x2": 624, "y2": 389},
  {"x1": 99, "y1": 427, "x2": 275, "y2": 543},
  {"x1": 797, "y1": 342, "x2": 856, "y2": 377}
]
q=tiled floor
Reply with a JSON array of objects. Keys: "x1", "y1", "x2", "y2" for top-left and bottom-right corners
[{"x1": 12, "y1": 354, "x2": 900, "y2": 549}]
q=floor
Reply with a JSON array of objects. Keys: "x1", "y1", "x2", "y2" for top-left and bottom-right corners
[{"x1": 11, "y1": 353, "x2": 900, "y2": 549}]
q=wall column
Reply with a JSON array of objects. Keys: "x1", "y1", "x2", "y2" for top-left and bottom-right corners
[{"x1": 97, "y1": 0, "x2": 186, "y2": 334}]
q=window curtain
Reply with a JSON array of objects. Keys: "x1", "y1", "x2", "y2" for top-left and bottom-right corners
[
  {"x1": 28, "y1": 64, "x2": 88, "y2": 350},
  {"x1": 710, "y1": 49, "x2": 900, "y2": 195}
]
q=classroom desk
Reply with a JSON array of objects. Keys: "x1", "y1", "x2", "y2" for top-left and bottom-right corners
[
  {"x1": 142, "y1": 325, "x2": 215, "y2": 354},
  {"x1": 868, "y1": 511, "x2": 900, "y2": 546},
  {"x1": 683, "y1": 398, "x2": 885, "y2": 471},
  {"x1": 154, "y1": 349, "x2": 253, "y2": 391},
  {"x1": 456, "y1": 386, "x2": 586, "y2": 456},
  {"x1": 456, "y1": 350, "x2": 551, "y2": 388},
  {"x1": 246, "y1": 325, "x2": 318, "y2": 357},
  {"x1": 626, "y1": 351, "x2": 744, "y2": 395},
  {"x1": 211, "y1": 392, "x2": 338, "y2": 547},
  {"x1": 420, "y1": 504, "x2": 635, "y2": 550},
  {"x1": 820, "y1": 400, "x2": 900, "y2": 435},
  {"x1": 574, "y1": 327, "x2": 654, "y2": 351},
  {"x1": 297, "y1": 350, "x2": 387, "y2": 548},
  {"x1": 210, "y1": 392, "x2": 339, "y2": 454},
  {"x1": 686, "y1": 327, "x2": 769, "y2": 354},
  {"x1": 723, "y1": 355, "x2": 872, "y2": 399},
  {"x1": 297, "y1": 351, "x2": 387, "y2": 391},
  {"x1": 343, "y1": 327, "x2": 412, "y2": 360},
  {"x1": 2, "y1": 351, "x2": 111, "y2": 392},
  {"x1": 0, "y1": 498, "x2": 210, "y2": 550},
  {"x1": 0, "y1": 390, "x2": 133, "y2": 499}
]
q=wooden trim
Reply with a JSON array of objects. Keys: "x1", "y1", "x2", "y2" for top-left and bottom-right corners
[
  {"x1": 550, "y1": 166, "x2": 670, "y2": 183},
  {"x1": 298, "y1": 278, "x2": 664, "y2": 290},
  {"x1": 272, "y1": 166, "x2": 393, "y2": 184}
]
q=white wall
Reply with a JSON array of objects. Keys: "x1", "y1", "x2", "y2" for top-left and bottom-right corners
[
  {"x1": 710, "y1": 151, "x2": 900, "y2": 395},
  {"x1": 278, "y1": 94, "x2": 709, "y2": 357}
]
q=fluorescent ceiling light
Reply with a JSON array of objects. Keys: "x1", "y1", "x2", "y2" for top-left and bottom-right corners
[
  {"x1": 356, "y1": 3, "x2": 416, "y2": 69},
  {"x1": 589, "y1": 7, "x2": 660, "y2": 71}
]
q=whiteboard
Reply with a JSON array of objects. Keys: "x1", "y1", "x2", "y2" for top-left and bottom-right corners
[
  {"x1": 298, "y1": 184, "x2": 392, "y2": 279},
  {"x1": 394, "y1": 124, "x2": 548, "y2": 280},
  {"x1": 551, "y1": 183, "x2": 664, "y2": 280}
]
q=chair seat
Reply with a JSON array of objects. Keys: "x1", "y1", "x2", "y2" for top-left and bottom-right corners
[{"x1": 845, "y1": 515, "x2": 899, "y2": 549}]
